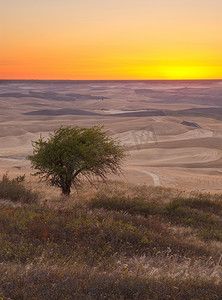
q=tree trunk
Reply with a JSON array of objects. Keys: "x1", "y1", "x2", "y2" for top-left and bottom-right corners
[{"x1": 62, "y1": 181, "x2": 71, "y2": 196}]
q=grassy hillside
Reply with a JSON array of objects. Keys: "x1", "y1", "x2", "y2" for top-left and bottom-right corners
[{"x1": 0, "y1": 175, "x2": 221, "y2": 299}]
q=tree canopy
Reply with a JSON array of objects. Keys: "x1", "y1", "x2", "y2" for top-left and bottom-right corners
[{"x1": 28, "y1": 125, "x2": 126, "y2": 195}]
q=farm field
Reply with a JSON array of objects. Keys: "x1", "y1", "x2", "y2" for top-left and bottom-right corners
[{"x1": 1, "y1": 80, "x2": 222, "y2": 192}]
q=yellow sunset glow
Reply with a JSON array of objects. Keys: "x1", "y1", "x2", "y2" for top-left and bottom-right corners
[
  {"x1": 160, "y1": 65, "x2": 220, "y2": 80},
  {"x1": 1, "y1": 0, "x2": 222, "y2": 80}
]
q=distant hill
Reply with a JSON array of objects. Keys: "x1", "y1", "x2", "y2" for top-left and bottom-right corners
[{"x1": 181, "y1": 120, "x2": 201, "y2": 128}]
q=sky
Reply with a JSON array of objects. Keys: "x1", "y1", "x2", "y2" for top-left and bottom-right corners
[{"x1": 1, "y1": 0, "x2": 222, "y2": 79}]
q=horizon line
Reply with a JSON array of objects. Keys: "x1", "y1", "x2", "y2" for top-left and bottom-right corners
[{"x1": 0, "y1": 78, "x2": 222, "y2": 82}]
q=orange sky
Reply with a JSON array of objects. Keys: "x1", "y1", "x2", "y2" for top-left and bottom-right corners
[{"x1": 1, "y1": 0, "x2": 222, "y2": 79}]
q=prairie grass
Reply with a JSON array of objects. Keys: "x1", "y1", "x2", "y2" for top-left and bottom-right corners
[
  {"x1": 0, "y1": 179, "x2": 221, "y2": 299},
  {"x1": 0, "y1": 261, "x2": 221, "y2": 299}
]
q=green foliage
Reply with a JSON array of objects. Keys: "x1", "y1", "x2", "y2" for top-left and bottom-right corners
[
  {"x1": 28, "y1": 125, "x2": 125, "y2": 195},
  {"x1": 0, "y1": 173, "x2": 37, "y2": 203}
]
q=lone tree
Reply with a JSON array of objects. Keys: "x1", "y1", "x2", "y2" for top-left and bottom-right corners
[{"x1": 28, "y1": 125, "x2": 125, "y2": 196}]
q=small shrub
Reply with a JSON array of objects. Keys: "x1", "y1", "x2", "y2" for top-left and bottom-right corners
[
  {"x1": 91, "y1": 196, "x2": 159, "y2": 216},
  {"x1": 166, "y1": 198, "x2": 218, "y2": 226},
  {"x1": 15, "y1": 174, "x2": 26, "y2": 183},
  {"x1": 166, "y1": 192, "x2": 222, "y2": 217},
  {"x1": 200, "y1": 229, "x2": 222, "y2": 242},
  {"x1": 0, "y1": 173, "x2": 38, "y2": 203}
]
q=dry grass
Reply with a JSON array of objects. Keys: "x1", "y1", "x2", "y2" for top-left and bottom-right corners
[
  {"x1": 0, "y1": 258, "x2": 221, "y2": 299},
  {"x1": 0, "y1": 178, "x2": 221, "y2": 299}
]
